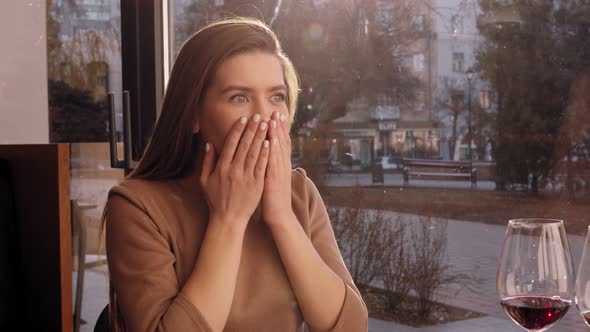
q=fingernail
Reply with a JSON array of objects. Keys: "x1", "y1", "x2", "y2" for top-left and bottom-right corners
[
  {"x1": 240, "y1": 117, "x2": 247, "y2": 125},
  {"x1": 263, "y1": 140, "x2": 269, "y2": 149},
  {"x1": 259, "y1": 122, "x2": 267, "y2": 131},
  {"x1": 272, "y1": 120, "x2": 276, "y2": 128},
  {"x1": 280, "y1": 114, "x2": 286, "y2": 122},
  {"x1": 205, "y1": 142, "x2": 210, "y2": 152},
  {"x1": 275, "y1": 111, "x2": 281, "y2": 120},
  {"x1": 253, "y1": 114, "x2": 261, "y2": 123}
]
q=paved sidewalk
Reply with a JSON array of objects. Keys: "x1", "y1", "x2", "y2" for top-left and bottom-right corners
[
  {"x1": 324, "y1": 172, "x2": 496, "y2": 191},
  {"x1": 364, "y1": 209, "x2": 587, "y2": 332},
  {"x1": 369, "y1": 316, "x2": 524, "y2": 332}
]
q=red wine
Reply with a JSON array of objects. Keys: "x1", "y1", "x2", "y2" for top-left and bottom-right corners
[
  {"x1": 581, "y1": 310, "x2": 590, "y2": 327},
  {"x1": 500, "y1": 296, "x2": 571, "y2": 330}
]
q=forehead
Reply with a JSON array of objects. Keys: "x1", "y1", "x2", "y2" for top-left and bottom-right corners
[{"x1": 212, "y1": 51, "x2": 285, "y2": 89}]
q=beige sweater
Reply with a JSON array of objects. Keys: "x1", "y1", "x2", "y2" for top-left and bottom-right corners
[{"x1": 105, "y1": 167, "x2": 368, "y2": 332}]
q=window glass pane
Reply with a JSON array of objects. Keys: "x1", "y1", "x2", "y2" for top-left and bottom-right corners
[
  {"x1": 451, "y1": 14, "x2": 464, "y2": 35},
  {"x1": 169, "y1": 1, "x2": 590, "y2": 330},
  {"x1": 452, "y1": 52, "x2": 464, "y2": 72},
  {"x1": 47, "y1": 0, "x2": 123, "y2": 327},
  {"x1": 412, "y1": 14, "x2": 424, "y2": 32}
]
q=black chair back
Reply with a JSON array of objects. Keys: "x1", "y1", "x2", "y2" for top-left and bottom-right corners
[
  {"x1": 94, "y1": 305, "x2": 112, "y2": 332},
  {"x1": 0, "y1": 159, "x2": 24, "y2": 330}
]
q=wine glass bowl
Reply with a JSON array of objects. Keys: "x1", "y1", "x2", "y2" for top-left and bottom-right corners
[
  {"x1": 575, "y1": 226, "x2": 590, "y2": 327},
  {"x1": 497, "y1": 219, "x2": 575, "y2": 331}
]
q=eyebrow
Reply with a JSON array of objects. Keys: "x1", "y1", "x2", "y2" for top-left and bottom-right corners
[{"x1": 220, "y1": 85, "x2": 287, "y2": 94}]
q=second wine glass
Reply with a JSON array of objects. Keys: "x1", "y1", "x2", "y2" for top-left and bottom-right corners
[
  {"x1": 497, "y1": 219, "x2": 575, "y2": 332},
  {"x1": 575, "y1": 226, "x2": 590, "y2": 327}
]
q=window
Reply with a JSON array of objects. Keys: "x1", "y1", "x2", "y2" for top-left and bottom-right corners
[
  {"x1": 453, "y1": 52, "x2": 464, "y2": 72},
  {"x1": 412, "y1": 15, "x2": 424, "y2": 32},
  {"x1": 375, "y1": 0, "x2": 395, "y2": 35},
  {"x1": 88, "y1": 11, "x2": 110, "y2": 21},
  {"x1": 45, "y1": 2, "x2": 125, "y2": 330},
  {"x1": 36, "y1": 0, "x2": 590, "y2": 329},
  {"x1": 413, "y1": 53, "x2": 425, "y2": 72},
  {"x1": 377, "y1": 95, "x2": 393, "y2": 106},
  {"x1": 479, "y1": 90, "x2": 490, "y2": 109},
  {"x1": 451, "y1": 14, "x2": 464, "y2": 35},
  {"x1": 416, "y1": 99, "x2": 426, "y2": 112}
]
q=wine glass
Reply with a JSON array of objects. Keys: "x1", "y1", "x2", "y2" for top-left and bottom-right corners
[
  {"x1": 576, "y1": 226, "x2": 590, "y2": 327},
  {"x1": 497, "y1": 219, "x2": 575, "y2": 331}
]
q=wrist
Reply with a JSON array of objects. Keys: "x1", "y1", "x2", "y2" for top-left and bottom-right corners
[
  {"x1": 209, "y1": 215, "x2": 248, "y2": 235},
  {"x1": 267, "y1": 211, "x2": 297, "y2": 233}
]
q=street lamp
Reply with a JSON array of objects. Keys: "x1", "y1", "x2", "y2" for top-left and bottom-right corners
[{"x1": 466, "y1": 67, "x2": 474, "y2": 161}]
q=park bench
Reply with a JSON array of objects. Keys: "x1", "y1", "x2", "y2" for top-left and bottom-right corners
[{"x1": 402, "y1": 158, "x2": 477, "y2": 188}]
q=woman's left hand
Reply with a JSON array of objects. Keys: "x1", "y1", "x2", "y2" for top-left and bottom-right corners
[{"x1": 261, "y1": 111, "x2": 294, "y2": 229}]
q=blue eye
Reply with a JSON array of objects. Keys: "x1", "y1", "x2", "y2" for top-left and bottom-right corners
[
  {"x1": 271, "y1": 94, "x2": 286, "y2": 103},
  {"x1": 231, "y1": 95, "x2": 248, "y2": 103}
]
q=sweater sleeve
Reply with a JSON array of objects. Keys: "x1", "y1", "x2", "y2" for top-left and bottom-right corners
[
  {"x1": 105, "y1": 190, "x2": 213, "y2": 332},
  {"x1": 298, "y1": 169, "x2": 369, "y2": 332}
]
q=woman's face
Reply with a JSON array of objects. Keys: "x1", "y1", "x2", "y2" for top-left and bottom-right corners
[{"x1": 195, "y1": 51, "x2": 290, "y2": 152}]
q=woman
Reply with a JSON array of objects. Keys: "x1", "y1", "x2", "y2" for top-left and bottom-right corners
[{"x1": 103, "y1": 17, "x2": 368, "y2": 332}]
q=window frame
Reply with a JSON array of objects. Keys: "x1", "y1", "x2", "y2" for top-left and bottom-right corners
[{"x1": 121, "y1": 0, "x2": 166, "y2": 162}]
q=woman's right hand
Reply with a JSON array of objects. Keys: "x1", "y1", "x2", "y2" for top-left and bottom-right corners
[{"x1": 199, "y1": 115, "x2": 270, "y2": 230}]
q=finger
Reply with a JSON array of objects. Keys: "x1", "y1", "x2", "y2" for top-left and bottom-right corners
[
  {"x1": 219, "y1": 116, "x2": 248, "y2": 168},
  {"x1": 275, "y1": 113, "x2": 287, "y2": 167},
  {"x1": 283, "y1": 115, "x2": 292, "y2": 170},
  {"x1": 280, "y1": 113, "x2": 290, "y2": 143},
  {"x1": 268, "y1": 135, "x2": 280, "y2": 179},
  {"x1": 268, "y1": 114, "x2": 280, "y2": 147},
  {"x1": 280, "y1": 113, "x2": 292, "y2": 168},
  {"x1": 245, "y1": 120, "x2": 269, "y2": 174},
  {"x1": 199, "y1": 142, "x2": 216, "y2": 187},
  {"x1": 233, "y1": 114, "x2": 262, "y2": 168},
  {"x1": 283, "y1": 115, "x2": 291, "y2": 150},
  {"x1": 254, "y1": 140, "x2": 270, "y2": 181}
]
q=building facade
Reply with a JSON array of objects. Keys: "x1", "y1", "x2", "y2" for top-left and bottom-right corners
[{"x1": 310, "y1": 0, "x2": 442, "y2": 171}]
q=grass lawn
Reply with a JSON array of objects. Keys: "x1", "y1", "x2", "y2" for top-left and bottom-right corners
[{"x1": 321, "y1": 186, "x2": 590, "y2": 235}]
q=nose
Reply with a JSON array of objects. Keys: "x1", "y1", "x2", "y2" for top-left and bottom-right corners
[{"x1": 254, "y1": 101, "x2": 277, "y2": 123}]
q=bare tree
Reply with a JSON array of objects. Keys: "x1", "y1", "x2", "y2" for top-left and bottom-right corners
[
  {"x1": 410, "y1": 217, "x2": 473, "y2": 319},
  {"x1": 380, "y1": 220, "x2": 413, "y2": 311}
]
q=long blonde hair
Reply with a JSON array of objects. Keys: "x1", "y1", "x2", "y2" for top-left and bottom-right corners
[{"x1": 100, "y1": 17, "x2": 300, "y2": 331}]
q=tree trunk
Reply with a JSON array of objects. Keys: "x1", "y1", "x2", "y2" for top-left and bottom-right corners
[
  {"x1": 494, "y1": 86, "x2": 506, "y2": 191},
  {"x1": 531, "y1": 173, "x2": 539, "y2": 195},
  {"x1": 450, "y1": 108, "x2": 459, "y2": 160},
  {"x1": 566, "y1": 151, "x2": 576, "y2": 202}
]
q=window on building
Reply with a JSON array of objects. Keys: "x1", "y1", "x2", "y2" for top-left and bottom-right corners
[
  {"x1": 413, "y1": 53, "x2": 425, "y2": 72},
  {"x1": 479, "y1": 90, "x2": 491, "y2": 109},
  {"x1": 453, "y1": 52, "x2": 464, "y2": 73},
  {"x1": 412, "y1": 15, "x2": 424, "y2": 32},
  {"x1": 375, "y1": 2, "x2": 395, "y2": 35},
  {"x1": 451, "y1": 14, "x2": 464, "y2": 35}
]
